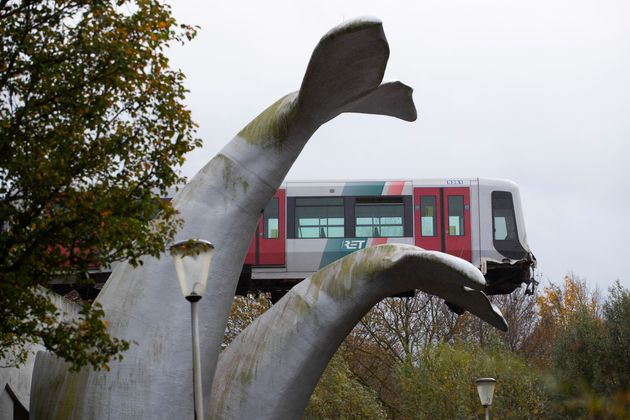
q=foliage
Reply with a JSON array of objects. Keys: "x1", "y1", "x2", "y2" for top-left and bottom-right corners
[
  {"x1": 521, "y1": 275, "x2": 600, "y2": 366},
  {"x1": 304, "y1": 352, "x2": 388, "y2": 420},
  {"x1": 449, "y1": 286, "x2": 539, "y2": 355},
  {"x1": 224, "y1": 276, "x2": 630, "y2": 418},
  {"x1": 0, "y1": 0, "x2": 199, "y2": 370},
  {"x1": 223, "y1": 293, "x2": 271, "y2": 347},
  {"x1": 548, "y1": 281, "x2": 630, "y2": 418},
  {"x1": 338, "y1": 289, "x2": 542, "y2": 416},
  {"x1": 223, "y1": 294, "x2": 387, "y2": 418},
  {"x1": 341, "y1": 333, "x2": 403, "y2": 417},
  {"x1": 536, "y1": 275, "x2": 600, "y2": 326},
  {"x1": 341, "y1": 294, "x2": 460, "y2": 416},
  {"x1": 551, "y1": 308, "x2": 607, "y2": 393},
  {"x1": 353, "y1": 294, "x2": 459, "y2": 364},
  {"x1": 396, "y1": 341, "x2": 551, "y2": 419},
  {"x1": 602, "y1": 281, "x2": 630, "y2": 392}
]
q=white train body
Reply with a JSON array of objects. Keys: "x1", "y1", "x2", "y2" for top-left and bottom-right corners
[{"x1": 240, "y1": 178, "x2": 536, "y2": 299}]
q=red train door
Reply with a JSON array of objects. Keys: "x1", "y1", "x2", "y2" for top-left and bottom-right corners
[
  {"x1": 443, "y1": 187, "x2": 471, "y2": 261},
  {"x1": 414, "y1": 188, "x2": 442, "y2": 251},
  {"x1": 414, "y1": 187, "x2": 471, "y2": 261},
  {"x1": 245, "y1": 190, "x2": 286, "y2": 266}
]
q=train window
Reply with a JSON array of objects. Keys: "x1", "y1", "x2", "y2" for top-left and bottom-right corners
[
  {"x1": 263, "y1": 197, "x2": 279, "y2": 239},
  {"x1": 447, "y1": 195, "x2": 465, "y2": 236},
  {"x1": 295, "y1": 197, "x2": 344, "y2": 238},
  {"x1": 492, "y1": 191, "x2": 518, "y2": 241},
  {"x1": 355, "y1": 197, "x2": 404, "y2": 237},
  {"x1": 420, "y1": 196, "x2": 437, "y2": 236},
  {"x1": 491, "y1": 191, "x2": 527, "y2": 259},
  {"x1": 494, "y1": 218, "x2": 508, "y2": 240}
]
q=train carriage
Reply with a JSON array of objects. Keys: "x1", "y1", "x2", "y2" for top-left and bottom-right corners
[{"x1": 239, "y1": 178, "x2": 536, "y2": 300}]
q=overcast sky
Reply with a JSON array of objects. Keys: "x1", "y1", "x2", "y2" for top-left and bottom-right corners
[{"x1": 166, "y1": 0, "x2": 630, "y2": 293}]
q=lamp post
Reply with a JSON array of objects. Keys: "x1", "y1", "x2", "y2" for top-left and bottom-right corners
[
  {"x1": 170, "y1": 239, "x2": 215, "y2": 420},
  {"x1": 475, "y1": 377, "x2": 496, "y2": 420}
]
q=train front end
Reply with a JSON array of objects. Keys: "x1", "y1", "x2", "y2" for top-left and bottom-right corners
[{"x1": 476, "y1": 179, "x2": 536, "y2": 295}]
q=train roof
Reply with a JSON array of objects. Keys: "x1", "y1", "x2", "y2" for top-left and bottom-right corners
[
  {"x1": 163, "y1": 178, "x2": 521, "y2": 200},
  {"x1": 280, "y1": 178, "x2": 520, "y2": 189}
]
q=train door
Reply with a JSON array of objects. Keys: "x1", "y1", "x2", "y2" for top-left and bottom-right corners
[
  {"x1": 443, "y1": 187, "x2": 471, "y2": 261},
  {"x1": 414, "y1": 188, "x2": 441, "y2": 251},
  {"x1": 245, "y1": 190, "x2": 286, "y2": 266},
  {"x1": 414, "y1": 187, "x2": 472, "y2": 261}
]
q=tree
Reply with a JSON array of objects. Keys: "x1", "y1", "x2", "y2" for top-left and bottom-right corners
[
  {"x1": 0, "y1": 0, "x2": 199, "y2": 370},
  {"x1": 448, "y1": 286, "x2": 539, "y2": 354},
  {"x1": 352, "y1": 294, "x2": 458, "y2": 364}
]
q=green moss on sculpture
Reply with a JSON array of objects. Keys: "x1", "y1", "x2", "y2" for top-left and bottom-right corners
[
  {"x1": 238, "y1": 93, "x2": 298, "y2": 148},
  {"x1": 308, "y1": 245, "x2": 396, "y2": 300}
]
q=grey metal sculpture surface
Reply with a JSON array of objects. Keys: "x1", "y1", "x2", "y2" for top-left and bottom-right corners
[
  {"x1": 23, "y1": 17, "x2": 511, "y2": 420},
  {"x1": 211, "y1": 244, "x2": 506, "y2": 419},
  {"x1": 29, "y1": 17, "x2": 421, "y2": 419}
]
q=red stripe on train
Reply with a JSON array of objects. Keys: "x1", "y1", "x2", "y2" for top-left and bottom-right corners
[
  {"x1": 370, "y1": 238, "x2": 388, "y2": 246},
  {"x1": 384, "y1": 181, "x2": 405, "y2": 195}
]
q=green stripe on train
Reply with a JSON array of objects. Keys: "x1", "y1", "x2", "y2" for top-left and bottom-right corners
[
  {"x1": 341, "y1": 182, "x2": 385, "y2": 196},
  {"x1": 319, "y1": 238, "x2": 369, "y2": 269}
]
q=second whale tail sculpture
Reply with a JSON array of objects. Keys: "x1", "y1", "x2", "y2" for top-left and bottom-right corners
[
  {"x1": 210, "y1": 244, "x2": 506, "y2": 419},
  {"x1": 30, "y1": 17, "x2": 419, "y2": 419}
]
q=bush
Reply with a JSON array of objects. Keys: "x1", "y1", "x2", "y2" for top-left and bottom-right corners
[{"x1": 396, "y1": 341, "x2": 550, "y2": 419}]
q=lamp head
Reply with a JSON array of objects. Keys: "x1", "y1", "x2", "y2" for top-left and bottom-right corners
[
  {"x1": 475, "y1": 377, "x2": 496, "y2": 407},
  {"x1": 169, "y1": 239, "x2": 215, "y2": 299}
]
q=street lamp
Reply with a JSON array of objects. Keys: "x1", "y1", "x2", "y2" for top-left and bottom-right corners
[
  {"x1": 170, "y1": 239, "x2": 215, "y2": 420},
  {"x1": 475, "y1": 377, "x2": 496, "y2": 420}
]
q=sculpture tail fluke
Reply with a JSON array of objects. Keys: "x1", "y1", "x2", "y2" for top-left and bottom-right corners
[
  {"x1": 297, "y1": 18, "x2": 417, "y2": 125},
  {"x1": 342, "y1": 81, "x2": 416, "y2": 121}
]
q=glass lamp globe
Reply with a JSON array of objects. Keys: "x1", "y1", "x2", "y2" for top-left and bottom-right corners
[
  {"x1": 475, "y1": 377, "x2": 496, "y2": 407},
  {"x1": 169, "y1": 239, "x2": 215, "y2": 301}
]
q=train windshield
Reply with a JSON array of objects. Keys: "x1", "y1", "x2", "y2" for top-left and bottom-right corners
[
  {"x1": 492, "y1": 192, "x2": 517, "y2": 241},
  {"x1": 491, "y1": 191, "x2": 526, "y2": 259}
]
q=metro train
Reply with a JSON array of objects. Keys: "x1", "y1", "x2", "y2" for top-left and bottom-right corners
[
  {"x1": 53, "y1": 178, "x2": 536, "y2": 303},
  {"x1": 237, "y1": 178, "x2": 536, "y2": 300}
]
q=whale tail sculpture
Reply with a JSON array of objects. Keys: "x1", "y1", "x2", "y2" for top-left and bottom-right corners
[
  {"x1": 235, "y1": 18, "x2": 415, "y2": 156},
  {"x1": 210, "y1": 244, "x2": 506, "y2": 419},
  {"x1": 25, "y1": 18, "x2": 505, "y2": 420}
]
